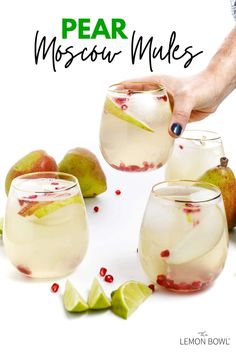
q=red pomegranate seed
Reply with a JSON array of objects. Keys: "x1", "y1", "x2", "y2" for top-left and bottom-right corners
[
  {"x1": 127, "y1": 89, "x2": 133, "y2": 96},
  {"x1": 99, "y1": 267, "x2": 107, "y2": 277},
  {"x1": 17, "y1": 265, "x2": 32, "y2": 276},
  {"x1": 148, "y1": 284, "x2": 155, "y2": 292},
  {"x1": 114, "y1": 97, "x2": 127, "y2": 105},
  {"x1": 104, "y1": 274, "x2": 114, "y2": 283},
  {"x1": 51, "y1": 182, "x2": 59, "y2": 185},
  {"x1": 121, "y1": 104, "x2": 128, "y2": 110},
  {"x1": 156, "y1": 274, "x2": 166, "y2": 285},
  {"x1": 191, "y1": 281, "x2": 202, "y2": 289},
  {"x1": 160, "y1": 249, "x2": 170, "y2": 257},
  {"x1": 93, "y1": 206, "x2": 99, "y2": 213},
  {"x1": 51, "y1": 283, "x2": 59, "y2": 293},
  {"x1": 183, "y1": 207, "x2": 201, "y2": 214},
  {"x1": 18, "y1": 199, "x2": 26, "y2": 206},
  {"x1": 165, "y1": 279, "x2": 174, "y2": 288},
  {"x1": 179, "y1": 145, "x2": 184, "y2": 150},
  {"x1": 115, "y1": 189, "x2": 121, "y2": 195},
  {"x1": 27, "y1": 195, "x2": 38, "y2": 199}
]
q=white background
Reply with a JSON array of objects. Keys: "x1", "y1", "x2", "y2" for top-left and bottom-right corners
[{"x1": 0, "y1": 0, "x2": 236, "y2": 353}]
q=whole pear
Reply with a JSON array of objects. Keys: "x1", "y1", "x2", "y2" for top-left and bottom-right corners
[
  {"x1": 5, "y1": 150, "x2": 58, "y2": 195},
  {"x1": 58, "y1": 148, "x2": 107, "y2": 197},
  {"x1": 199, "y1": 157, "x2": 236, "y2": 229}
]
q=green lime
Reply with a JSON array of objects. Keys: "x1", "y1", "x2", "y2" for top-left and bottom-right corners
[
  {"x1": 105, "y1": 98, "x2": 154, "y2": 132},
  {"x1": 63, "y1": 281, "x2": 89, "y2": 313},
  {"x1": 88, "y1": 278, "x2": 111, "y2": 310},
  {"x1": 111, "y1": 281, "x2": 152, "y2": 319},
  {"x1": 0, "y1": 218, "x2": 3, "y2": 238}
]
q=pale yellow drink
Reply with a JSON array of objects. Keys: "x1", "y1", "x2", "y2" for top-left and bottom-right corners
[
  {"x1": 139, "y1": 181, "x2": 228, "y2": 292},
  {"x1": 4, "y1": 173, "x2": 89, "y2": 278},
  {"x1": 165, "y1": 130, "x2": 224, "y2": 180},
  {"x1": 100, "y1": 83, "x2": 173, "y2": 172}
]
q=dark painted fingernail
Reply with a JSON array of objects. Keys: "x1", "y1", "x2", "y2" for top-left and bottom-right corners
[{"x1": 170, "y1": 123, "x2": 183, "y2": 136}]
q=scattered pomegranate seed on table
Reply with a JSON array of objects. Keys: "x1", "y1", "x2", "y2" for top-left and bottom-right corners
[
  {"x1": 160, "y1": 249, "x2": 170, "y2": 257},
  {"x1": 51, "y1": 283, "x2": 59, "y2": 293},
  {"x1": 104, "y1": 274, "x2": 114, "y2": 283},
  {"x1": 99, "y1": 267, "x2": 107, "y2": 277},
  {"x1": 115, "y1": 189, "x2": 121, "y2": 195},
  {"x1": 93, "y1": 206, "x2": 99, "y2": 213},
  {"x1": 148, "y1": 284, "x2": 155, "y2": 292}
]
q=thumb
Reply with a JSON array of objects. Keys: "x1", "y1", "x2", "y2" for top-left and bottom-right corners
[{"x1": 168, "y1": 97, "x2": 193, "y2": 138}]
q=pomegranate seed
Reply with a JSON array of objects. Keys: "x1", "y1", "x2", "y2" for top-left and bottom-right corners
[
  {"x1": 156, "y1": 274, "x2": 166, "y2": 285},
  {"x1": 114, "y1": 97, "x2": 127, "y2": 105},
  {"x1": 18, "y1": 199, "x2": 26, "y2": 206},
  {"x1": 191, "y1": 281, "x2": 202, "y2": 289},
  {"x1": 165, "y1": 279, "x2": 174, "y2": 288},
  {"x1": 148, "y1": 284, "x2": 155, "y2": 292},
  {"x1": 93, "y1": 206, "x2": 99, "y2": 213},
  {"x1": 160, "y1": 249, "x2": 170, "y2": 257},
  {"x1": 121, "y1": 104, "x2": 128, "y2": 110},
  {"x1": 115, "y1": 189, "x2": 121, "y2": 195},
  {"x1": 104, "y1": 274, "x2": 114, "y2": 283},
  {"x1": 51, "y1": 182, "x2": 59, "y2": 185},
  {"x1": 51, "y1": 283, "x2": 59, "y2": 293},
  {"x1": 27, "y1": 195, "x2": 38, "y2": 199},
  {"x1": 127, "y1": 89, "x2": 133, "y2": 96},
  {"x1": 183, "y1": 207, "x2": 201, "y2": 214},
  {"x1": 179, "y1": 145, "x2": 184, "y2": 150},
  {"x1": 99, "y1": 267, "x2": 107, "y2": 277},
  {"x1": 17, "y1": 265, "x2": 32, "y2": 276}
]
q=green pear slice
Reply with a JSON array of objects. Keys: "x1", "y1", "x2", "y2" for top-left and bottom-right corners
[
  {"x1": 105, "y1": 98, "x2": 154, "y2": 132},
  {"x1": 19, "y1": 195, "x2": 83, "y2": 218},
  {"x1": 34, "y1": 195, "x2": 83, "y2": 218},
  {"x1": 165, "y1": 206, "x2": 225, "y2": 265}
]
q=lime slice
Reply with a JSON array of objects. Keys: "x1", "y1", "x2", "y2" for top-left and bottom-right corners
[
  {"x1": 166, "y1": 205, "x2": 225, "y2": 265},
  {"x1": 19, "y1": 194, "x2": 83, "y2": 218},
  {"x1": 0, "y1": 218, "x2": 3, "y2": 238},
  {"x1": 63, "y1": 281, "x2": 89, "y2": 313},
  {"x1": 111, "y1": 281, "x2": 152, "y2": 319},
  {"x1": 88, "y1": 278, "x2": 111, "y2": 310},
  {"x1": 105, "y1": 98, "x2": 154, "y2": 132}
]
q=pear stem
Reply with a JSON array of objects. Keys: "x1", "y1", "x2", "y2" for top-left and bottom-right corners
[{"x1": 220, "y1": 157, "x2": 228, "y2": 168}]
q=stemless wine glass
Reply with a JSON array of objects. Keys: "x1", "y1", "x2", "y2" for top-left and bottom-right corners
[
  {"x1": 165, "y1": 130, "x2": 225, "y2": 180},
  {"x1": 139, "y1": 181, "x2": 228, "y2": 293},
  {"x1": 100, "y1": 82, "x2": 174, "y2": 172},
  {"x1": 4, "y1": 172, "x2": 89, "y2": 278}
]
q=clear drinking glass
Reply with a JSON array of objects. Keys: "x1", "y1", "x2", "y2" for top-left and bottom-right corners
[
  {"x1": 165, "y1": 130, "x2": 225, "y2": 180},
  {"x1": 100, "y1": 82, "x2": 173, "y2": 172},
  {"x1": 4, "y1": 172, "x2": 89, "y2": 278},
  {"x1": 139, "y1": 181, "x2": 228, "y2": 293}
]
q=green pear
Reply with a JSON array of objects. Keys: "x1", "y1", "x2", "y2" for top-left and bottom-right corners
[
  {"x1": 199, "y1": 157, "x2": 236, "y2": 229},
  {"x1": 5, "y1": 150, "x2": 58, "y2": 195},
  {"x1": 58, "y1": 148, "x2": 107, "y2": 197}
]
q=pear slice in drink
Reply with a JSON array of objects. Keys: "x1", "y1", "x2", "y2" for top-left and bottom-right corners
[
  {"x1": 165, "y1": 206, "x2": 225, "y2": 265},
  {"x1": 104, "y1": 98, "x2": 154, "y2": 132}
]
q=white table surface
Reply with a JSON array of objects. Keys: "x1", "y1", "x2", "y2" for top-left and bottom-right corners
[{"x1": 0, "y1": 164, "x2": 235, "y2": 354}]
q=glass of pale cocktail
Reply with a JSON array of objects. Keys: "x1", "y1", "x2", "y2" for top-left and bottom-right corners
[
  {"x1": 4, "y1": 172, "x2": 89, "y2": 278},
  {"x1": 139, "y1": 181, "x2": 228, "y2": 293},
  {"x1": 165, "y1": 130, "x2": 224, "y2": 180},
  {"x1": 100, "y1": 82, "x2": 173, "y2": 172}
]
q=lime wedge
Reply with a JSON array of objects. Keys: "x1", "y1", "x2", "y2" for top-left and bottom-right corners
[
  {"x1": 111, "y1": 281, "x2": 152, "y2": 319},
  {"x1": 63, "y1": 281, "x2": 89, "y2": 313},
  {"x1": 0, "y1": 218, "x2": 3, "y2": 238},
  {"x1": 105, "y1": 98, "x2": 154, "y2": 132},
  {"x1": 88, "y1": 278, "x2": 111, "y2": 310}
]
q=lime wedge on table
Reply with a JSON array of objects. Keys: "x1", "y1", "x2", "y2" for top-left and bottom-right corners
[
  {"x1": 19, "y1": 194, "x2": 83, "y2": 218},
  {"x1": 88, "y1": 278, "x2": 111, "y2": 310},
  {"x1": 111, "y1": 281, "x2": 152, "y2": 319},
  {"x1": 105, "y1": 98, "x2": 154, "y2": 132},
  {"x1": 0, "y1": 218, "x2": 3, "y2": 238},
  {"x1": 165, "y1": 206, "x2": 225, "y2": 265},
  {"x1": 63, "y1": 281, "x2": 89, "y2": 313}
]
